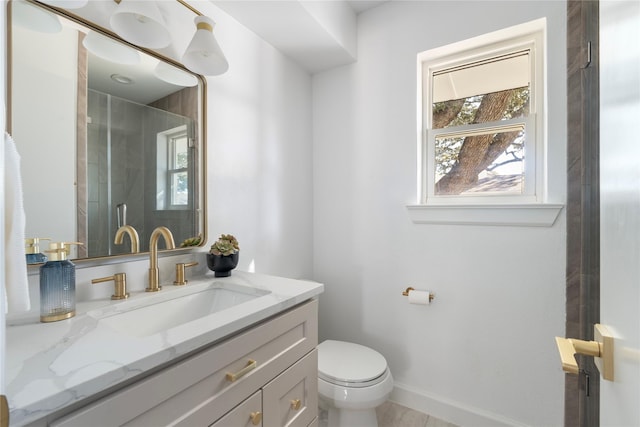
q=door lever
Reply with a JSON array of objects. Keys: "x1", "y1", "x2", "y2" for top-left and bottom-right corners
[{"x1": 555, "y1": 324, "x2": 614, "y2": 381}]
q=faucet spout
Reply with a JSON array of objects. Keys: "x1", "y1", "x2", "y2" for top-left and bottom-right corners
[
  {"x1": 114, "y1": 225, "x2": 140, "y2": 253},
  {"x1": 147, "y1": 226, "x2": 176, "y2": 292}
]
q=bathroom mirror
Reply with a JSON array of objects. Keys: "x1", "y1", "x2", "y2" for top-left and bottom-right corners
[{"x1": 7, "y1": 0, "x2": 206, "y2": 262}]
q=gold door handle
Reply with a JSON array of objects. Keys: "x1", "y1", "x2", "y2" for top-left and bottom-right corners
[
  {"x1": 226, "y1": 359, "x2": 257, "y2": 382},
  {"x1": 290, "y1": 399, "x2": 302, "y2": 410},
  {"x1": 555, "y1": 324, "x2": 614, "y2": 381},
  {"x1": 250, "y1": 411, "x2": 262, "y2": 425}
]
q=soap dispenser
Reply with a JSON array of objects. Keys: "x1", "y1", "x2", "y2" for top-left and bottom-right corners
[
  {"x1": 25, "y1": 237, "x2": 50, "y2": 264},
  {"x1": 39, "y1": 242, "x2": 82, "y2": 323}
]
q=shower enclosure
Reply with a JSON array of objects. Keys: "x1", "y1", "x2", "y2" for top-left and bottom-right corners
[{"x1": 83, "y1": 89, "x2": 196, "y2": 257}]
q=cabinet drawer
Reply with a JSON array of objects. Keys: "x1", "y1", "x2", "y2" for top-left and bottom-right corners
[
  {"x1": 51, "y1": 300, "x2": 318, "y2": 427},
  {"x1": 263, "y1": 350, "x2": 318, "y2": 427},
  {"x1": 209, "y1": 391, "x2": 262, "y2": 427}
]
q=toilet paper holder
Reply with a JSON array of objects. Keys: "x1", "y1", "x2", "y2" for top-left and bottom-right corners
[{"x1": 402, "y1": 287, "x2": 435, "y2": 302}]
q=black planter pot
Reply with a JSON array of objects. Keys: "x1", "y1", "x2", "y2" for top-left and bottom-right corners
[{"x1": 206, "y1": 252, "x2": 239, "y2": 277}]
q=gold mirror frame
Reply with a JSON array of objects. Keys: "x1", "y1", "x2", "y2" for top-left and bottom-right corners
[{"x1": 7, "y1": 0, "x2": 208, "y2": 268}]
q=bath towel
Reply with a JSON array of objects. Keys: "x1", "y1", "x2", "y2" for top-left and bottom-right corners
[{"x1": 4, "y1": 132, "x2": 31, "y2": 313}]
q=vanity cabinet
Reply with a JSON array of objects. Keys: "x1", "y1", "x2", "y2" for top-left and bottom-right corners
[{"x1": 46, "y1": 299, "x2": 318, "y2": 427}]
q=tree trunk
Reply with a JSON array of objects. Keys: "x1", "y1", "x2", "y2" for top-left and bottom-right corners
[{"x1": 435, "y1": 89, "x2": 521, "y2": 195}]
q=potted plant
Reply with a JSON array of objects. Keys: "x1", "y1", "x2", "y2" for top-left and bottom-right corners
[{"x1": 206, "y1": 234, "x2": 239, "y2": 277}]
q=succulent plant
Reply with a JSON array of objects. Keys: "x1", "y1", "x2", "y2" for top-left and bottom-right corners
[
  {"x1": 209, "y1": 234, "x2": 239, "y2": 256},
  {"x1": 180, "y1": 234, "x2": 202, "y2": 247}
]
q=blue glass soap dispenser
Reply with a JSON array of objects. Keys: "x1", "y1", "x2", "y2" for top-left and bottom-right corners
[
  {"x1": 40, "y1": 242, "x2": 82, "y2": 323},
  {"x1": 25, "y1": 237, "x2": 50, "y2": 264}
]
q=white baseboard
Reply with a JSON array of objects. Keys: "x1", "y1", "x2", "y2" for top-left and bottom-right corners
[{"x1": 390, "y1": 382, "x2": 529, "y2": 427}]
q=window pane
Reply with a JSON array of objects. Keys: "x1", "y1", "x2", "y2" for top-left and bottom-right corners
[
  {"x1": 434, "y1": 128, "x2": 525, "y2": 195},
  {"x1": 433, "y1": 86, "x2": 529, "y2": 129},
  {"x1": 171, "y1": 171, "x2": 188, "y2": 205},
  {"x1": 171, "y1": 136, "x2": 189, "y2": 169}
]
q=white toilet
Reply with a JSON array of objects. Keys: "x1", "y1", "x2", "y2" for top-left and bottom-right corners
[{"x1": 317, "y1": 340, "x2": 394, "y2": 427}]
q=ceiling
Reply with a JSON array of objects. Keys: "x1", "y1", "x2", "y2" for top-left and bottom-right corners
[
  {"x1": 213, "y1": 0, "x2": 390, "y2": 74},
  {"x1": 345, "y1": 0, "x2": 389, "y2": 14}
]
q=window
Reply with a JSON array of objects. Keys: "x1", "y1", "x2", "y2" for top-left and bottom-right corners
[
  {"x1": 418, "y1": 20, "x2": 545, "y2": 206},
  {"x1": 168, "y1": 133, "x2": 189, "y2": 206},
  {"x1": 156, "y1": 125, "x2": 191, "y2": 210}
]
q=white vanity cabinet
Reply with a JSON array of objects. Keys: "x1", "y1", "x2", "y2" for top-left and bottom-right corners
[{"x1": 46, "y1": 299, "x2": 318, "y2": 427}]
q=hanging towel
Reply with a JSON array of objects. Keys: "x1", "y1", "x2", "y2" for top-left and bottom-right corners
[{"x1": 4, "y1": 132, "x2": 31, "y2": 313}]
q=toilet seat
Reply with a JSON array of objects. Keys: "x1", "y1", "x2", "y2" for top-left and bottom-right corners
[{"x1": 317, "y1": 340, "x2": 388, "y2": 388}]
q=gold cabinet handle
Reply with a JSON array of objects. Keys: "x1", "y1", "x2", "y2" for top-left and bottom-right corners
[
  {"x1": 226, "y1": 359, "x2": 257, "y2": 382},
  {"x1": 290, "y1": 399, "x2": 301, "y2": 410},
  {"x1": 555, "y1": 324, "x2": 614, "y2": 381},
  {"x1": 249, "y1": 411, "x2": 262, "y2": 425}
]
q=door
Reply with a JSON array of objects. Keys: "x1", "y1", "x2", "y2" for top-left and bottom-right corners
[
  {"x1": 1, "y1": 3, "x2": 8, "y2": 426},
  {"x1": 599, "y1": 1, "x2": 640, "y2": 426}
]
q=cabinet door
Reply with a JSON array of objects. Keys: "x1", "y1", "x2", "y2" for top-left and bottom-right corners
[
  {"x1": 210, "y1": 391, "x2": 262, "y2": 427},
  {"x1": 262, "y1": 350, "x2": 317, "y2": 427}
]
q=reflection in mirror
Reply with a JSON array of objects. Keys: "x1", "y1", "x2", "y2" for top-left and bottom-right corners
[{"x1": 9, "y1": 0, "x2": 205, "y2": 262}]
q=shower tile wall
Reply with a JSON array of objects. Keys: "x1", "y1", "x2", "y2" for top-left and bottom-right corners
[{"x1": 87, "y1": 90, "x2": 145, "y2": 257}]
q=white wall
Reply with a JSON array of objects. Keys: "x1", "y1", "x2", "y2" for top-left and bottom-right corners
[
  {"x1": 312, "y1": 2, "x2": 566, "y2": 426},
  {"x1": 196, "y1": 1, "x2": 314, "y2": 280},
  {"x1": 12, "y1": 25, "x2": 77, "y2": 244}
]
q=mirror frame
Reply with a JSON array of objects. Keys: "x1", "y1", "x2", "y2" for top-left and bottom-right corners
[{"x1": 6, "y1": 0, "x2": 208, "y2": 269}]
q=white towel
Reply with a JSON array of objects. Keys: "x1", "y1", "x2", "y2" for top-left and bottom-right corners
[{"x1": 4, "y1": 132, "x2": 31, "y2": 313}]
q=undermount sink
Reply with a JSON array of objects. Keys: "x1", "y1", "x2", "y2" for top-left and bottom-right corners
[{"x1": 89, "y1": 284, "x2": 270, "y2": 337}]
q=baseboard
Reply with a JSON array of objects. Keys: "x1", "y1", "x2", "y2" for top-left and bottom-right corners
[{"x1": 390, "y1": 382, "x2": 529, "y2": 427}]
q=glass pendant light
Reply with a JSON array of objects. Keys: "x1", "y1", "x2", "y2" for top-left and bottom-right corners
[
  {"x1": 82, "y1": 30, "x2": 140, "y2": 65},
  {"x1": 110, "y1": 0, "x2": 171, "y2": 49},
  {"x1": 182, "y1": 16, "x2": 229, "y2": 76}
]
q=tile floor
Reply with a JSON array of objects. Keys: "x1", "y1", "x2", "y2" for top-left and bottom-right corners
[{"x1": 318, "y1": 401, "x2": 459, "y2": 427}]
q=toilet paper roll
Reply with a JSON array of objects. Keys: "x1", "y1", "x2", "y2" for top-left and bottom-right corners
[{"x1": 408, "y1": 289, "x2": 431, "y2": 305}]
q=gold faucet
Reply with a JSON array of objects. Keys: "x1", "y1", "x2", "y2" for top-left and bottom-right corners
[
  {"x1": 147, "y1": 226, "x2": 175, "y2": 292},
  {"x1": 114, "y1": 225, "x2": 140, "y2": 253}
]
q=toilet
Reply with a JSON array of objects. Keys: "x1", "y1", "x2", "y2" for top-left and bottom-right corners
[{"x1": 317, "y1": 340, "x2": 394, "y2": 427}]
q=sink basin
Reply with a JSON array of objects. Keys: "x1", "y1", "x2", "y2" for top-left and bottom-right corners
[{"x1": 89, "y1": 284, "x2": 270, "y2": 337}]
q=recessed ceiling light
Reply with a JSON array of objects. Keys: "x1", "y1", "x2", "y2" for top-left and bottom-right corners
[{"x1": 110, "y1": 74, "x2": 134, "y2": 84}]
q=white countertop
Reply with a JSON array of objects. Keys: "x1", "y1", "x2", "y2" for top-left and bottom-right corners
[{"x1": 5, "y1": 271, "x2": 324, "y2": 426}]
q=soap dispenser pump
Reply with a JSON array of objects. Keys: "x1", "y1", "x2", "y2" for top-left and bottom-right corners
[
  {"x1": 25, "y1": 237, "x2": 50, "y2": 264},
  {"x1": 39, "y1": 242, "x2": 82, "y2": 323}
]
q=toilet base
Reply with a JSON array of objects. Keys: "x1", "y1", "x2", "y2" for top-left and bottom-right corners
[{"x1": 327, "y1": 407, "x2": 378, "y2": 427}]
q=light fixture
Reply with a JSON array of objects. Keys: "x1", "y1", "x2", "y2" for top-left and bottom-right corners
[
  {"x1": 13, "y1": 0, "x2": 62, "y2": 33},
  {"x1": 82, "y1": 30, "x2": 140, "y2": 65},
  {"x1": 110, "y1": 0, "x2": 171, "y2": 49},
  {"x1": 182, "y1": 16, "x2": 229, "y2": 76},
  {"x1": 154, "y1": 61, "x2": 199, "y2": 87},
  {"x1": 38, "y1": 0, "x2": 88, "y2": 9},
  {"x1": 51, "y1": 0, "x2": 229, "y2": 77},
  {"x1": 111, "y1": 73, "x2": 134, "y2": 84}
]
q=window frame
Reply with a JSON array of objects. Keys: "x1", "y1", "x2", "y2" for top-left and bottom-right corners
[
  {"x1": 417, "y1": 20, "x2": 546, "y2": 206},
  {"x1": 166, "y1": 132, "x2": 190, "y2": 208},
  {"x1": 156, "y1": 125, "x2": 191, "y2": 211}
]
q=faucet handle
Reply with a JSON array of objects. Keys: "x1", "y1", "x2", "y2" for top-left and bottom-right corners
[
  {"x1": 92, "y1": 273, "x2": 129, "y2": 300},
  {"x1": 174, "y1": 262, "x2": 198, "y2": 286}
]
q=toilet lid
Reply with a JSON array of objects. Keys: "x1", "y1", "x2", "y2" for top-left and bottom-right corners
[{"x1": 317, "y1": 340, "x2": 388, "y2": 384}]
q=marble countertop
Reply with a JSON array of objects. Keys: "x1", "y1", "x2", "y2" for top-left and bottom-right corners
[{"x1": 5, "y1": 271, "x2": 324, "y2": 426}]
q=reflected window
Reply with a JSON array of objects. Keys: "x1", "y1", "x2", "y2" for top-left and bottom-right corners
[{"x1": 157, "y1": 125, "x2": 190, "y2": 209}]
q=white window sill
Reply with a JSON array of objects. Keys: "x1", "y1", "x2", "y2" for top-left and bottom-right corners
[{"x1": 406, "y1": 204, "x2": 563, "y2": 227}]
